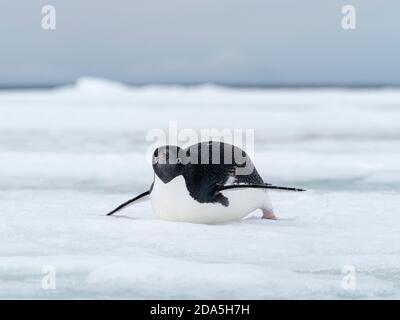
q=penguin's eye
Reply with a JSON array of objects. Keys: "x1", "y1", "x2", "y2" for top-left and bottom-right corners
[{"x1": 176, "y1": 157, "x2": 181, "y2": 164}]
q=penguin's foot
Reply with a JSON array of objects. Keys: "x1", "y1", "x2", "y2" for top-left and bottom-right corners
[{"x1": 262, "y1": 208, "x2": 277, "y2": 220}]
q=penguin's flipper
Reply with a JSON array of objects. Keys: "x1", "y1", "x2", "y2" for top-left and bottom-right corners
[
  {"x1": 107, "y1": 190, "x2": 150, "y2": 216},
  {"x1": 215, "y1": 184, "x2": 306, "y2": 192}
]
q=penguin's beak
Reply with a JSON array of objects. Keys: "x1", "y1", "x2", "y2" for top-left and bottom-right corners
[{"x1": 158, "y1": 151, "x2": 167, "y2": 162}]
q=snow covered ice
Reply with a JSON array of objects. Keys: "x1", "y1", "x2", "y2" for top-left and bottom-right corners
[{"x1": 1, "y1": 78, "x2": 400, "y2": 299}]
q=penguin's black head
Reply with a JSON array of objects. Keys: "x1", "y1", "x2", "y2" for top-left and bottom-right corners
[{"x1": 152, "y1": 145, "x2": 184, "y2": 183}]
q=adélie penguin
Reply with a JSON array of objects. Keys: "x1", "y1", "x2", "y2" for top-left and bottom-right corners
[{"x1": 107, "y1": 141, "x2": 305, "y2": 224}]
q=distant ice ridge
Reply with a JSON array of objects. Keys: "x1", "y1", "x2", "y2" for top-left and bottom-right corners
[
  {"x1": 73, "y1": 77, "x2": 131, "y2": 92},
  {"x1": 1, "y1": 77, "x2": 400, "y2": 142}
]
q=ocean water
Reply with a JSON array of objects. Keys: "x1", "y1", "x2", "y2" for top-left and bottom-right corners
[{"x1": 1, "y1": 78, "x2": 400, "y2": 299}]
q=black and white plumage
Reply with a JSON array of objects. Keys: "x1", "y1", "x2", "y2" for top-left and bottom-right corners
[{"x1": 107, "y1": 141, "x2": 305, "y2": 224}]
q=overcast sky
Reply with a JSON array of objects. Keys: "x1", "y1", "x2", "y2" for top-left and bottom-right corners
[{"x1": 0, "y1": 0, "x2": 399, "y2": 86}]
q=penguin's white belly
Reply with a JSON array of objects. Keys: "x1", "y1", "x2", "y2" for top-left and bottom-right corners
[{"x1": 150, "y1": 176, "x2": 270, "y2": 224}]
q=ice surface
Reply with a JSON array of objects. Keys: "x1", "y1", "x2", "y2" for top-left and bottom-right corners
[{"x1": 1, "y1": 78, "x2": 400, "y2": 299}]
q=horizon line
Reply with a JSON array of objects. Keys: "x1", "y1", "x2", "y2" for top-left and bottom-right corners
[{"x1": 1, "y1": 81, "x2": 400, "y2": 90}]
